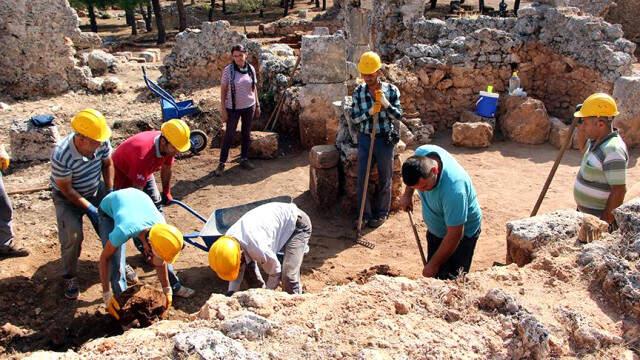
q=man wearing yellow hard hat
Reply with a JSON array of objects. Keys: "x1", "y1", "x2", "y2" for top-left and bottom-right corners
[
  {"x1": 573, "y1": 93, "x2": 628, "y2": 229},
  {"x1": 110, "y1": 119, "x2": 195, "y2": 298},
  {"x1": 0, "y1": 144, "x2": 29, "y2": 258},
  {"x1": 352, "y1": 51, "x2": 403, "y2": 228},
  {"x1": 51, "y1": 109, "x2": 114, "y2": 300},
  {"x1": 97, "y1": 188, "x2": 185, "y2": 320},
  {"x1": 208, "y1": 202, "x2": 312, "y2": 295}
]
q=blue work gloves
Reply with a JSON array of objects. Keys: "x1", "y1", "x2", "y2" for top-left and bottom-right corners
[{"x1": 86, "y1": 204, "x2": 100, "y2": 229}]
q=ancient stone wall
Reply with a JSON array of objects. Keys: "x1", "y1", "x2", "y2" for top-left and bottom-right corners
[
  {"x1": 0, "y1": 0, "x2": 100, "y2": 98},
  {"x1": 160, "y1": 21, "x2": 261, "y2": 89}
]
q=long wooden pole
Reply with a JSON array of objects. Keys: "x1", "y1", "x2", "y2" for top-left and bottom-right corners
[
  {"x1": 408, "y1": 210, "x2": 427, "y2": 266},
  {"x1": 355, "y1": 114, "x2": 379, "y2": 249}
]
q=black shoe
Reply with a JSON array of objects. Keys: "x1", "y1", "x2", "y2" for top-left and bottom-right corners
[
  {"x1": 368, "y1": 216, "x2": 388, "y2": 228},
  {"x1": 0, "y1": 244, "x2": 30, "y2": 258},
  {"x1": 213, "y1": 163, "x2": 225, "y2": 177},
  {"x1": 240, "y1": 159, "x2": 255, "y2": 170}
]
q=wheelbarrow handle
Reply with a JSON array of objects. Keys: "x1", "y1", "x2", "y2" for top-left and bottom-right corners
[{"x1": 168, "y1": 199, "x2": 208, "y2": 223}]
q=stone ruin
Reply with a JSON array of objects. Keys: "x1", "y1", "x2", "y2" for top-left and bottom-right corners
[
  {"x1": 0, "y1": 0, "x2": 102, "y2": 98},
  {"x1": 160, "y1": 21, "x2": 261, "y2": 89}
]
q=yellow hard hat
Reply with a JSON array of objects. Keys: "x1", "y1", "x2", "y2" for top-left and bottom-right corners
[
  {"x1": 574, "y1": 93, "x2": 619, "y2": 118},
  {"x1": 149, "y1": 223, "x2": 184, "y2": 264},
  {"x1": 161, "y1": 119, "x2": 191, "y2": 152},
  {"x1": 71, "y1": 109, "x2": 111, "y2": 142},
  {"x1": 208, "y1": 235, "x2": 241, "y2": 281},
  {"x1": 358, "y1": 51, "x2": 382, "y2": 75}
]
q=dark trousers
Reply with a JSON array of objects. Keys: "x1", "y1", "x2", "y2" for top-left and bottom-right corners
[
  {"x1": 281, "y1": 210, "x2": 312, "y2": 294},
  {"x1": 426, "y1": 229, "x2": 480, "y2": 280},
  {"x1": 356, "y1": 132, "x2": 394, "y2": 220},
  {"x1": 0, "y1": 174, "x2": 14, "y2": 247},
  {"x1": 219, "y1": 106, "x2": 255, "y2": 164}
]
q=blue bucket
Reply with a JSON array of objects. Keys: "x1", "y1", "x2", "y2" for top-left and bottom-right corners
[{"x1": 475, "y1": 91, "x2": 500, "y2": 118}]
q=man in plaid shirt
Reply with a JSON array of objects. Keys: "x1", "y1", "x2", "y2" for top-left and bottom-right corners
[{"x1": 351, "y1": 51, "x2": 403, "y2": 228}]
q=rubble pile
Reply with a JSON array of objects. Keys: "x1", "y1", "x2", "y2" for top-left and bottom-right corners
[
  {"x1": 10, "y1": 118, "x2": 61, "y2": 162},
  {"x1": 0, "y1": 0, "x2": 102, "y2": 98},
  {"x1": 26, "y1": 199, "x2": 640, "y2": 359},
  {"x1": 160, "y1": 21, "x2": 261, "y2": 88}
]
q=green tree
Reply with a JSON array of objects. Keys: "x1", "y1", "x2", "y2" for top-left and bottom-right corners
[
  {"x1": 70, "y1": 0, "x2": 111, "y2": 33},
  {"x1": 237, "y1": 0, "x2": 261, "y2": 33},
  {"x1": 151, "y1": 0, "x2": 167, "y2": 44},
  {"x1": 176, "y1": 0, "x2": 187, "y2": 31}
]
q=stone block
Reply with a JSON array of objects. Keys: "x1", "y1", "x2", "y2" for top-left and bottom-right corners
[
  {"x1": 309, "y1": 145, "x2": 339, "y2": 169},
  {"x1": 312, "y1": 27, "x2": 330, "y2": 36},
  {"x1": 506, "y1": 210, "x2": 583, "y2": 266},
  {"x1": 459, "y1": 110, "x2": 496, "y2": 128},
  {"x1": 346, "y1": 9, "x2": 370, "y2": 45},
  {"x1": 613, "y1": 76, "x2": 640, "y2": 147},
  {"x1": 548, "y1": 117, "x2": 572, "y2": 149},
  {"x1": 500, "y1": 96, "x2": 551, "y2": 145},
  {"x1": 299, "y1": 83, "x2": 347, "y2": 149},
  {"x1": 248, "y1": 131, "x2": 279, "y2": 159},
  {"x1": 452, "y1": 122, "x2": 493, "y2": 148},
  {"x1": 10, "y1": 119, "x2": 61, "y2": 162},
  {"x1": 136, "y1": 20, "x2": 147, "y2": 32},
  {"x1": 102, "y1": 76, "x2": 123, "y2": 93},
  {"x1": 301, "y1": 35, "x2": 347, "y2": 84},
  {"x1": 310, "y1": 166, "x2": 339, "y2": 209}
]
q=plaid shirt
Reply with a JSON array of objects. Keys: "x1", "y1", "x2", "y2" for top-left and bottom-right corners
[{"x1": 351, "y1": 82, "x2": 403, "y2": 134}]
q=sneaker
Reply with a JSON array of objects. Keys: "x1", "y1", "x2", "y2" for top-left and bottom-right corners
[
  {"x1": 0, "y1": 244, "x2": 30, "y2": 258},
  {"x1": 213, "y1": 163, "x2": 225, "y2": 177},
  {"x1": 64, "y1": 277, "x2": 79, "y2": 300},
  {"x1": 368, "y1": 216, "x2": 388, "y2": 228},
  {"x1": 239, "y1": 159, "x2": 255, "y2": 170},
  {"x1": 125, "y1": 265, "x2": 139, "y2": 286},
  {"x1": 174, "y1": 285, "x2": 195, "y2": 298}
]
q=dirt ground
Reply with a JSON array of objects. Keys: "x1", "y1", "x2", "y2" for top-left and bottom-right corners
[{"x1": 1, "y1": 0, "x2": 638, "y2": 355}]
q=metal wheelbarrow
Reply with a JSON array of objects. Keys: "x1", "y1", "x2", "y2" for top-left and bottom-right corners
[{"x1": 169, "y1": 196, "x2": 293, "y2": 252}]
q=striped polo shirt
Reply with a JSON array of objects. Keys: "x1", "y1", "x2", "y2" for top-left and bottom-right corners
[
  {"x1": 573, "y1": 131, "x2": 628, "y2": 213},
  {"x1": 50, "y1": 134, "x2": 112, "y2": 197}
]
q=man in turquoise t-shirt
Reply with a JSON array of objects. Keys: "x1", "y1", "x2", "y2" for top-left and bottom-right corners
[
  {"x1": 97, "y1": 188, "x2": 192, "y2": 319},
  {"x1": 400, "y1": 145, "x2": 482, "y2": 280}
]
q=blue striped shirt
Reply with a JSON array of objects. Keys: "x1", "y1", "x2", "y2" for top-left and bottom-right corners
[
  {"x1": 50, "y1": 134, "x2": 112, "y2": 197},
  {"x1": 351, "y1": 82, "x2": 403, "y2": 134}
]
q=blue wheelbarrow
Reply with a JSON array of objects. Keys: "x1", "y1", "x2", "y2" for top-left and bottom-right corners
[
  {"x1": 169, "y1": 196, "x2": 293, "y2": 252},
  {"x1": 141, "y1": 67, "x2": 208, "y2": 154}
]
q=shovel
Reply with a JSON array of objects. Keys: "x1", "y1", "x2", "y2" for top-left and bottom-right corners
[
  {"x1": 355, "y1": 113, "x2": 379, "y2": 249},
  {"x1": 407, "y1": 210, "x2": 427, "y2": 266}
]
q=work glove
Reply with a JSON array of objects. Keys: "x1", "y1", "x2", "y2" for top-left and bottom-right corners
[
  {"x1": 161, "y1": 191, "x2": 173, "y2": 206},
  {"x1": 163, "y1": 286, "x2": 173, "y2": 309},
  {"x1": 368, "y1": 102, "x2": 382, "y2": 116},
  {"x1": 266, "y1": 272, "x2": 281, "y2": 290},
  {"x1": 0, "y1": 146, "x2": 10, "y2": 171},
  {"x1": 103, "y1": 290, "x2": 121, "y2": 320},
  {"x1": 86, "y1": 204, "x2": 100, "y2": 228}
]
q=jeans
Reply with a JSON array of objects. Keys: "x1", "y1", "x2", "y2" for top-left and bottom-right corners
[
  {"x1": 280, "y1": 210, "x2": 312, "y2": 294},
  {"x1": 219, "y1": 106, "x2": 255, "y2": 164},
  {"x1": 356, "y1": 132, "x2": 395, "y2": 221},
  {"x1": 98, "y1": 210, "x2": 183, "y2": 295},
  {"x1": 426, "y1": 228, "x2": 481, "y2": 280},
  {"x1": 0, "y1": 174, "x2": 14, "y2": 247},
  {"x1": 53, "y1": 183, "x2": 106, "y2": 279}
]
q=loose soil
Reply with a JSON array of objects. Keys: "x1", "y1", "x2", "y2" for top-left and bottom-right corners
[{"x1": 1, "y1": 0, "x2": 638, "y2": 356}]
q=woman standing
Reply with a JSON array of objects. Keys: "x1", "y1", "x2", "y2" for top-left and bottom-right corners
[{"x1": 214, "y1": 44, "x2": 260, "y2": 176}]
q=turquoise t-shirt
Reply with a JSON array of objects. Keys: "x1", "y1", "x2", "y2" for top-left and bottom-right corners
[
  {"x1": 99, "y1": 188, "x2": 164, "y2": 248},
  {"x1": 414, "y1": 145, "x2": 482, "y2": 238}
]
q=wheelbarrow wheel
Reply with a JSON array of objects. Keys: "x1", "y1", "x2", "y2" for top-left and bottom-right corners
[{"x1": 190, "y1": 130, "x2": 208, "y2": 154}]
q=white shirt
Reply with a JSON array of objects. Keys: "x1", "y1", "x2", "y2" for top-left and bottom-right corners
[{"x1": 226, "y1": 202, "x2": 300, "y2": 277}]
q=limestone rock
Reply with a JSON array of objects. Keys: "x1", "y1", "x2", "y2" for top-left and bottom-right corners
[
  {"x1": 310, "y1": 166, "x2": 339, "y2": 209},
  {"x1": 88, "y1": 50, "x2": 115, "y2": 75},
  {"x1": 220, "y1": 312, "x2": 275, "y2": 340},
  {"x1": 197, "y1": 294, "x2": 241, "y2": 321},
  {"x1": 478, "y1": 288, "x2": 520, "y2": 315},
  {"x1": 613, "y1": 76, "x2": 640, "y2": 147},
  {"x1": 312, "y1": 27, "x2": 330, "y2": 36},
  {"x1": 459, "y1": 110, "x2": 496, "y2": 128},
  {"x1": 86, "y1": 78, "x2": 104, "y2": 93},
  {"x1": 558, "y1": 306, "x2": 624, "y2": 352},
  {"x1": 501, "y1": 96, "x2": 551, "y2": 145},
  {"x1": 301, "y1": 34, "x2": 347, "y2": 84},
  {"x1": 309, "y1": 145, "x2": 340, "y2": 169},
  {"x1": 173, "y1": 328, "x2": 259, "y2": 359},
  {"x1": 248, "y1": 132, "x2": 279, "y2": 159},
  {"x1": 613, "y1": 197, "x2": 640, "y2": 237},
  {"x1": 506, "y1": 210, "x2": 584, "y2": 266},
  {"x1": 548, "y1": 117, "x2": 573, "y2": 149},
  {"x1": 71, "y1": 32, "x2": 102, "y2": 50},
  {"x1": 102, "y1": 76, "x2": 122, "y2": 93},
  {"x1": 10, "y1": 118, "x2": 61, "y2": 162},
  {"x1": 452, "y1": 122, "x2": 493, "y2": 148},
  {"x1": 398, "y1": 121, "x2": 415, "y2": 146},
  {"x1": 577, "y1": 215, "x2": 608, "y2": 244}
]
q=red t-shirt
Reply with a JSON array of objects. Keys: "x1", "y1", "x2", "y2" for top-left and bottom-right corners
[{"x1": 112, "y1": 131, "x2": 175, "y2": 189}]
